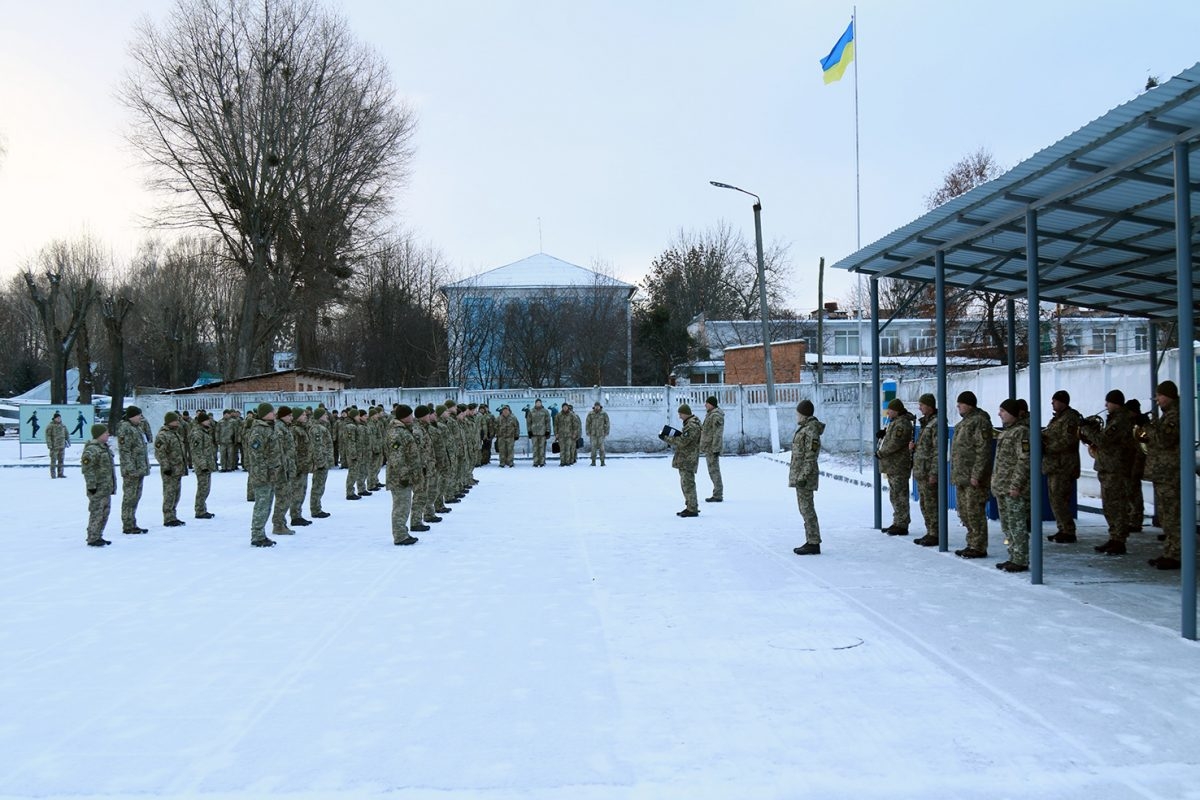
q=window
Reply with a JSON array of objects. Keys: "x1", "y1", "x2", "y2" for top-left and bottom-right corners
[
  {"x1": 879, "y1": 333, "x2": 899, "y2": 356},
  {"x1": 834, "y1": 329, "x2": 860, "y2": 355},
  {"x1": 1093, "y1": 327, "x2": 1117, "y2": 353},
  {"x1": 1134, "y1": 328, "x2": 1148, "y2": 352}
]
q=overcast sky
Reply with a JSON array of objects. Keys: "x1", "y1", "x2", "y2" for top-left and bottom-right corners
[{"x1": 3, "y1": 0, "x2": 1199, "y2": 312}]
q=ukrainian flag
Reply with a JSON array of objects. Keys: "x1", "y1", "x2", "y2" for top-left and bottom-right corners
[{"x1": 820, "y1": 20, "x2": 855, "y2": 85}]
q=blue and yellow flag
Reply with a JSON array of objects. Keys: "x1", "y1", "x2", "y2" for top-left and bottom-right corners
[{"x1": 820, "y1": 20, "x2": 855, "y2": 85}]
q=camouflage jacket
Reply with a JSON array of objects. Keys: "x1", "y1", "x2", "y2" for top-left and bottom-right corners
[
  {"x1": 789, "y1": 416, "x2": 825, "y2": 490},
  {"x1": 417, "y1": 420, "x2": 439, "y2": 474},
  {"x1": 699, "y1": 407, "x2": 725, "y2": 454},
  {"x1": 276, "y1": 420, "x2": 297, "y2": 480},
  {"x1": 877, "y1": 412, "x2": 915, "y2": 475},
  {"x1": 368, "y1": 416, "x2": 384, "y2": 455},
  {"x1": 246, "y1": 419, "x2": 280, "y2": 489},
  {"x1": 189, "y1": 423, "x2": 217, "y2": 472},
  {"x1": 991, "y1": 417, "x2": 1030, "y2": 497},
  {"x1": 343, "y1": 420, "x2": 361, "y2": 464},
  {"x1": 117, "y1": 419, "x2": 150, "y2": 477},
  {"x1": 81, "y1": 437, "x2": 115, "y2": 496},
  {"x1": 154, "y1": 425, "x2": 187, "y2": 477},
  {"x1": 1041, "y1": 406, "x2": 1082, "y2": 478},
  {"x1": 45, "y1": 420, "x2": 68, "y2": 450},
  {"x1": 478, "y1": 411, "x2": 496, "y2": 439},
  {"x1": 912, "y1": 411, "x2": 941, "y2": 483},
  {"x1": 528, "y1": 407, "x2": 551, "y2": 436},
  {"x1": 310, "y1": 419, "x2": 334, "y2": 469},
  {"x1": 292, "y1": 419, "x2": 313, "y2": 474},
  {"x1": 586, "y1": 410, "x2": 610, "y2": 438},
  {"x1": 216, "y1": 417, "x2": 236, "y2": 445},
  {"x1": 496, "y1": 414, "x2": 520, "y2": 442},
  {"x1": 1144, "y1": 400, "x2": 1180, "y2": 485},
  {"x1": 1084, "y1": 405, "x2": 1136, "y2": 477},
  {"x1": 558, "y1": 411, "x2": 581, "y2": 440},
  {"x1": 666, "y1": 414, "x2": 702, "y2": 472},
  {"x1": 385, "y1": 420, "x2": 422, "y2": 489},
  {"x1": 950, "y1": 407, "x2": 994, "y2": 487}
]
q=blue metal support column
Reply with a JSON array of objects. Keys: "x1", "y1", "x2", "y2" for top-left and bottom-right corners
[
  {"x1": 1173, "y1": 141, "x2": 1196, "y2": 640},
  {"x1": 935, "y1": 251, "x2": 949, "y2": 552},
  {"x1": 1149, "y1": 322, "x2": 1159, "y2": 404},
  {"x1": 871, "y1": 277, "x2": 882, "y2": 530},
  {"x1": 1006, "y1": 298, "x2": 1017, "y2": 400},
  {"x1": 1026, "y1": 209, "x2": 1044, "y2": 585}
]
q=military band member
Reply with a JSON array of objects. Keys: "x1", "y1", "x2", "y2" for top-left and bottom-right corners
[
  {"x1": 1146, "y1": 381, "x2": 1182, "y2": 570},
  {"x1": 950, "y1": 391, "x2": 992, "y2": 558},
  {"x1": 911, "y1": 394, "x2": 941, "y2": 546},
  {"x1": 1082, "y1": 389, "x2": 1137, "y2": 555},
  {"x1": 1042, "y1": 390, "x2": 1082, "y2": 544},
  {"x1": 1125, "y1": 398, "x2": 1149, "y2": 532}
]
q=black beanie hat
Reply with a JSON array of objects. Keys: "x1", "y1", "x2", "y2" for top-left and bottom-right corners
[
  {"x1": 797, "y1": 399, "x2": 814, "y2": 416},
  {"x1": 1052, "y1": 389, "x2": 1070, "y2": 404},
  {"x1": 414, "y1": 404, "x2": 430, "y2": 418},
  {"x1": 1000, "y1": 398, "x2": 1021, "y2": 417},
  {"x1": 124, "y1": 405, "x2": 142, "y2": 419},
  {"x1": 957, "y1": 391, "x2": 977, "y2": 407},
  {"x1": 1105, "y1": 389, "x2": 1125, "y2": 406},
  {"x1": 706, "y1": 395, "x2": 719, "y2": 407},
  {"x1": 395, "y1": 404, "x2": 414, "y2": 419},
  {"x1": 1157, "y1": 380, "x2": 1179, "y2": 400}
]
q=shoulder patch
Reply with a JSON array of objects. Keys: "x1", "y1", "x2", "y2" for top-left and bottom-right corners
[{"x1": 251, "y1": 440, "x2": 262, "y2": 450}]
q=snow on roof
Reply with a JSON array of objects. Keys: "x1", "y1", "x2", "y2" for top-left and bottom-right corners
[{"x1": 442, "y1": 253, "x2": 636, "y2": 292}]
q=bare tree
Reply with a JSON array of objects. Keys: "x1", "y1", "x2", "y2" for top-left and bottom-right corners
[
  {"x1": 100, "y1": 289, "x2": 136, "y2": 427},
  {"x1": 22, "y1": 239, "x2": 100, "y2": 404}
]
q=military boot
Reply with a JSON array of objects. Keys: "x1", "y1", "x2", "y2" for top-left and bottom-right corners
[
  {"x1": 793, "y1": 543, "x2": 821, "y2": 555},
  {"x1": 312, "y1": 511, "x2": 332, "y2": 518},
  {"x1": 913, "y1": 534, "x2": 939, "y2": 546},
  {"x1": 290, "y1": 516, "x2": 312, "y2": 526},
  {"x1": 409, "y1": 523, "x2": 431, "y2": 532},
  {"x1": 886, "y1": 526, "x2": 909, "y2": 536},
  {"x1": 272, "y1": 526, "x2": 295, "y2": 536},
  {"x1": 1047, "y1": 532, "x2": 1077, "y2": 543},
  {"x1": 251, "y1": 538, "x2": 276, "y2": 548},
  {"x1": 1094, "y1": 538, "x2": 1126, "y2": 555}
]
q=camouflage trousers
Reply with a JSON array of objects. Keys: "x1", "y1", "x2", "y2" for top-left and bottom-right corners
[
  {"x1": 161, "y1": 471, "x2": 182, "y2": 523},
  {"x1": 246, "y1": 472, "x2": 254, "y2": 502},
  {"x1": 955, "y1": 483, "x2": 990, "y2": 552},
  {"x1": 480, "y1": 439, "x2": 492, "y2": 465},
  {"x1": 886, "y1": 470, "x2": 912, "y2": 526},
  {"x1": 87, "y1": 492, "x2": 111, "y2": 544},
  {"x1": 916, "y1": 476, "x2": 938, "y2": 537},
  {"x1": 271, "y1": 479, "x2": 294, "y2": 531},
  {"x1": 997, "y1": 493, "x2": 1031, "y2": 566},
  {"x1": 250, "y1": 484, "x2": 274, "y2": 542},
  {"x1": 1154, "y1": 480, "x2": 1182, "y2": 558},
  {"x1": 1098, "y1": 472, "x2": 1130, "y2": 540},
  {"x1": 290, "y1": 473, "x2": 309, "y2": 519},
  {"x1": 220, "y1": 444, "x2": 238, "y2": 471},
  {"x1": 560, "y1": 438, "x2": 577, "y2": 465},
  {"x1": 1046, "y1": 473, "x2": 1076, "y2": 535},
  {"x1": 532, "y1": 435, "x2": 547, "y2": 466},
  {"x1": 194, "y1": 469, "x2": 211, "y2": 515},
  {"x1": 371, "y1": 452, "x2": 384, "y2": 489},
  {"x1": 705, "y1": 452, "x2": 723, "y2": 499},
  {"x1": 498, "y1": 438, "x2": 515, "y2": 466},
  {"x1": 1127, "y1": 479, "x2": 1146, "y2": 529},
  {"x1": 590, "y1": 436, "x2": 606, "y2": 466},
  {"x1": 345, "y1": 459, "x2": 358, "y2": 496},
  {"x1": 49, "y1": 447, "x2": 65, "y2": 477},
  {"x1": 310, "y1": 468, "x2": 328, "y2": 514},
  {"x1": 391, "y1": 485, "x2": 414, "y2": 543},
  {"x1": 795, "y1": 486, "x2": 821, "y2": 543},
  {"x1": 678, "y1": 467, "x2": 698, "y2": 512},
  {"x1": 409, "y1": 476, "x2": 429, "y2": 526},
  {"x1": 121, "y1": 474, "x2": 144, "y2": 530},
  {"x1": 361, "y1": 458, "x2": 375, "y2": 494}
]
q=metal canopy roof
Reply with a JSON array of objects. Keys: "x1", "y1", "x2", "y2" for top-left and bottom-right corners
[{"x1": 832, "y1": 62, "x2": 1200, "y2": 321}]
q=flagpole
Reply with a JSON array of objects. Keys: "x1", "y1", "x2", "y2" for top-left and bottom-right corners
[{"x1": 853, "y1": 6, "x2": 866, "y2": 474}]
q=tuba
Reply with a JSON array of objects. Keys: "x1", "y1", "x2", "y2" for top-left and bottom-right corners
[{"x1": 1078, "y1": 412, "x2": 1104, "y2": 446}]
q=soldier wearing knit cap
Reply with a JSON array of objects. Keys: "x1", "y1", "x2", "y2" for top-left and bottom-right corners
[
  {"x1": 386, "y1": 404, "x2": 420, "y2": 545},
  {"x1": 790, "y1": 399, "x2": 824, "y2": 554},
  {"x1": 343, "y1": 407, "x2": 362, "y2": 499},
  {"x1": 1043, "y1": 389, "x2": 1083, "y2": 544},
  {"x1": 660, "y1": 403, "x2": 702, "y2": 516},
  {"x1": 308, "y1": 406, "x2": 334, "y2": 518},
  {"x1": 877, "y1": 397, "x2": 916, "y2": 535},
  {"x1": 406, "y1": 405, "x2": 432, "y2": 532},
  {"x1": 154, "y1": 411, "x2": 187, "y2": 527},
  {"x1": 46, "y1": 411, "x2": 67, "y2": 479},
  {"x1": 993, "y1": 398, "x2": 1032, "y2": 572},
  {"x1": 81, "y1": 424, "x2": 115, "y2": 546},
  {"x1": 700, "y1": 395, "x2": 725, "y2": 501},
  {"x1": 118, "y1": 406, "x2": 150, "y2": 534},
  {"x1": 950, "y1": 390, "x2": 992, "y2": 558},
  {"x1": 271, "y1": 406, "x2": 297, "y2": 536},
  {"x1": 1147, "y1": 380, "x2": 1183, "y2": 569},
  {"x1": 189, "y1": 410, "x2": 217, "y2": 520},
  {"x1": 245, "y1": 403, "x2": 278, "y2": 546},
  {"x1": 1082, "y1": 389, "x2": 1138, "y2": 555},
  {"x1": 911, "y1": 394, "x2": 942, "y2": 546},
  {"x1": 288, "y1": 407, "x2": 313, "y2": 528}
]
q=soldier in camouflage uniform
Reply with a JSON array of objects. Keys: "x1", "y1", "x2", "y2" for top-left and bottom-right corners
[
  {"x1": 438, "y1": 405, "x2": 459, "y2": 503},
  {"x1": 455, "y1": 404, "x2": 473, "y2": 494},
  {"x1": 271, "y1": 406, "x2": 297, "y2": 536},
  {"x1": 331, "y1": 408, "x2": 342, "y2": 468},
  {"x1": 660, "y1": 403, "x2": 702, "y2": 517},
  {"x1": 245, "y1": 403, "x2": 279, "y2": 547},
  {"x1": 495, "y1": 405, "x2": 520, "y2": 467},
  {"x1": 1146, "y1": 381, "x2": 1182, "y2": 570},
  {"x1": 386, "y1": 405, "x2": 421, "y2": 546},
  {"x1": 478, "y1": 403, "x2": 495, "y2": 465},
  {"x1": 557, "y1": 403, "x2": 581, "y2": 466},
  {"x1": 242, "y1": 411, "x2": 257, "y2": 501},
  {"x1": 217, "y1": 410, "x2": 236, "y2": 471},
  {"x1": 528, "y1": 399, "x2": 551, "y2": 467},
  {"x1": 189, "y1": 411, "x2": 217, "y2": 519},
  {"x1": 289, "y1": 408, "x2": 313, "y2": 527},
  {"x1": 117, "y1": 407, "x2": 150, "y2": 534},
  {"x1": 154, "y1": 411, "x2": 188, "y2": 527},
  {"x1": 586, "y1": 402, "x2": 609, "y2": 466},
  {"x1": 876, "y1": 398, "x2": 915, "y2": 535},
  {"x1": 406, "y1": 405, "x2": 433, "y2": 532},
  {"x1": 46, "y1": 411, "x2": 68, "y2": 478},
  {"x1": 368, "y1": 406, "x2": 386, "y2": 491},
  {"x1": 1081, "y1": 389, "x2": 1137, "y2": 555},
  {"x1": 1042, "y1": 390, "x2": 1082, "y2": 544},
  {"x1": 356, "y1": 408, "x2": 374, "y2": 496},
  {"x1": 1125, "y1": 398, "x2": 1149, "y2": 532},
  {"x1": 81, "y1": 423, "x2": 116, "y2": 546},
  {"x1": 418, "y1": 406, "x2": 444, "y2": 523},
  {"x1": 950, "y1": 391, "x2": 993, "y2": 558},
  {"x1": 790, "y1": 400, "x2": 824, "y2": 554},
  {"x1": 911, "y1": 394, "x2": 942, "y2": 546},
  {"x1": 309, "y1": 407, "x2": 334, "y2": 518},
  {"x1": 699, "y1": 396, "x2": 724, "y2": 501},
  {"x1": 179, "y1": 410, "x2": 193, "y2": 470},
  {"x1": 992, "y1": 399, "x2": 1031, "y2": 572},
  {"x1": 342, "y1": 407, "x2": 361, "y2": 499}
]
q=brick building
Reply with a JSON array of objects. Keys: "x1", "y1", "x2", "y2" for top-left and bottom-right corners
[
  {"x1": 162, "y1": 368, "x2": 353, "y2": 395},
  {"x1": 723, "y1": 340, "x2": 806, "y2": 385}
]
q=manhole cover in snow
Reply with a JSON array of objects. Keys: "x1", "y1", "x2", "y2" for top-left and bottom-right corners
[{"x1": 766, "y1": 632, "x2": 865, "y2": 652}]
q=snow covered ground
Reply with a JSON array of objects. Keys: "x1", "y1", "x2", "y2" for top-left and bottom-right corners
[{"x1": 1, "y1": 442, "x2": 1198, "y2": 800}]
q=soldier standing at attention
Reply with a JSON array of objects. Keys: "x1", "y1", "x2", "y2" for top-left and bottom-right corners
[
  {"x1": 154, "y1": 412, "x2": 188, "y2": 527},
  {"x1": 308, "y1": 407, "x2": 333, "y2": 519},
  {"x1": 289, "y1": 408, "x2": 313, "y2": 527},
  {"x1": 1042, "y1": 390, "x2": 1082, "y2": 544},
  {"x1": 271, "y1": 406, "x2": 297, "y2": 536},
  {"x1": 586, "y1": 402, "x2": 610, "y2": 466},
  {"x1": 189, "y1": 411, "x2": 217, "y2": 520},
  {"x1": 369, "y1": 406, "x2": 386, "y2": 492},
  {"x1": 699, "y1": 396, "x2": 725, "y2": 502},
  {"x1": 343, "y1": 407, "x2": 361, "y2": 499},
  {"x1": 417, "y1": 406, "x2": 443, "y2": 524},
  {"x1": 387, "y1": 405, "x2": 421, "y2": 546},
  {"x1": 496, "y1": 405, "x2": 520, "y2": 467},
  {"x1": 993, "y1": 399, "x2": 1032, "y2": 573},
  {"x1": 877, "y1": 398, "x2": 915, "y2": 536},
  {"x1": 242, "y1": 410, "x2": 257, "y2": 501},
  {"x1": 46, "y1": 411, "x2": 68, "y2": 478},
  {"x1": 528, "y1": 399, "x2": 551, "y2": 467},
  {"x1": 911, "y1": 394, "x2": 942, "y2": 547},
  {"x1": 950, "y1": 391, "x2": 993, "y2": 559},
  {"x1": 1146, "y1": 381, "x2": 1183, "y2": 570},
  {"x1": 1081, "y1": 389, "x2": 1137, "y2": 555},
  {"x1": 558, "y1": 403, "x2": 581, "y2": 466},
  {"x1": 660, "y1": 403, "x2": 702, "y2": 517},
  {"x1": 1125, "y1": 398, "x2": 1149, "y2": 533},
  {"x1": 246, "y1": 403, "x2": 279, "y2": 547},
  {"x1": 81, "y1": 423, "x2": 116, "y2": 547},
  {"x1": 179, "y1": 410, "x2": 193, "y2": 470},
  {"x1": 407, "y1": 405, "x2": 432, "y2": 533},
  {"x1": 216, "y1": 409, "x2": 234, "y2": 471},
  {"x1": 118, "y1": 406, "x2": 150, "y2": 534},
  {"x1": 790, "y1": 400, "x2": 825, "y2": 555}
]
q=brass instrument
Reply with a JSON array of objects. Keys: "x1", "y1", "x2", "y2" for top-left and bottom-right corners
[{"x1": 1078, "y1": 411, "x2": 1105, "y2": 446}]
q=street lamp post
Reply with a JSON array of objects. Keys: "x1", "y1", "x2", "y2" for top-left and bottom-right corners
[{"x1": 710, "y1": 181, "x2": 780, "y2": 453}]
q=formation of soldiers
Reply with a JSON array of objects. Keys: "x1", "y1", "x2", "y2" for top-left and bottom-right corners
[{"x1": 872, "y1": 382, "x2": 1188, "y2": 573}]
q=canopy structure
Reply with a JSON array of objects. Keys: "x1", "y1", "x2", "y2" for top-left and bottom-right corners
[{"x1": 834, "y1": 63, "x2": 1199, "y2": 639}]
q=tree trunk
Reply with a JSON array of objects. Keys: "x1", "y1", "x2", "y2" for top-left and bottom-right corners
[
  {"x1": 101, "y1": 295, "x2": 133, "y2": 428},
  {"x1": 75, "y1": 322, "x2": 94, "y2": 404},
  {"x1": 234, "y1": 260, "x2": 266, "y2": 378}
]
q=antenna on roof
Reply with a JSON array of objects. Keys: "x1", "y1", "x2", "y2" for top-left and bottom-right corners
[{"x1": 538, "y1": 217, "x2": 543, "y2": 253}]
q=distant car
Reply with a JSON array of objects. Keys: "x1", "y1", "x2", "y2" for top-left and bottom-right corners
[{"x1": 0, "y1": 403, "x2": 17, "y2": 436}]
